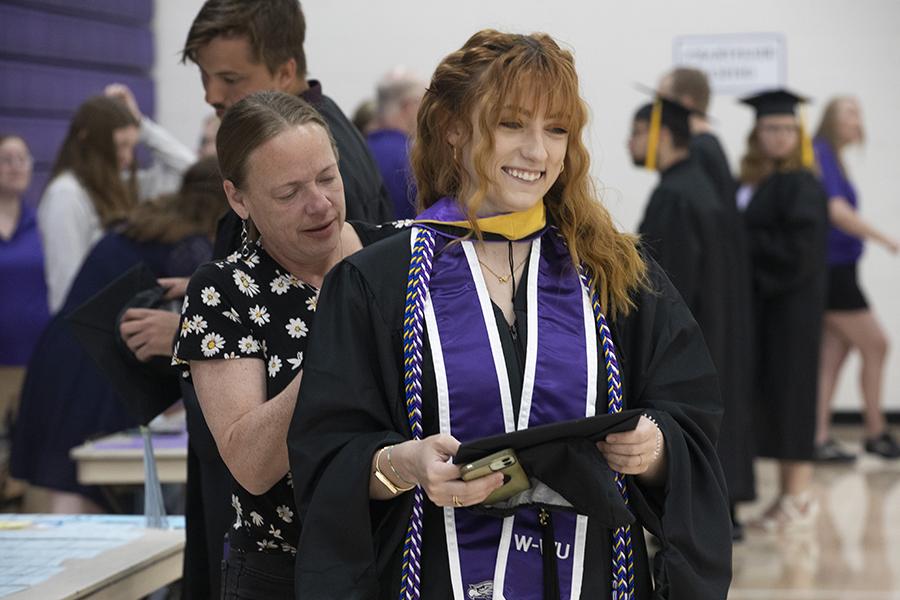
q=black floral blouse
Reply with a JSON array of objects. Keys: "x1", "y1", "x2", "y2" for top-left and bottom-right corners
[{"x1": 173, "y1": 240, "x2": 316, "y2": 555}]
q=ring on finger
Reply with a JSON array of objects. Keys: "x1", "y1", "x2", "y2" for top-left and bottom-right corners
[{"x1": 452, "y1": 495, "x2": 463, "y2": 507}]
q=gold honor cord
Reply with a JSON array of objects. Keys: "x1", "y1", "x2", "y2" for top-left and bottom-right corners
[
  {"x1": 799, "y1": 105, "x2": 815, "y2": 169},
  {"x1": 644, "y1": 99, "x2": 663, "y2": 171}
]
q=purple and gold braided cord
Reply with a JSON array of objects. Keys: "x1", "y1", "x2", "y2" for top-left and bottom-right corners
[
  {"x1": 582, "y1": 269, "x2": 635, "y2": 600},
  {"x1": 398, "y1": 228, "x2": 435, "y2": 600}
]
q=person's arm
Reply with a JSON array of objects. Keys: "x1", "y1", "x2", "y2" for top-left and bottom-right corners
[
  {"x1": 192, "y1": 358, "x2": 301, "y2": 495},
  {"x1": 105, "y1": 83, "x2": 196, "y2": 199},
  {"x1": 37, "y1": 178, "x2": 99, "y2": 313},
  {"x1": 828, "y1": 196, "x2": 899, "y2": 252},
  {"x1": 596, "y1": 415, "x2": 666, "y2": 486},
  {"x1": 118, "y1": 277, "x2": 190, "y2": 361}
]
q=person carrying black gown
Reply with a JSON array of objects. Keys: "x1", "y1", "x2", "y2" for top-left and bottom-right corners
[
  {"x1": 289, "y1": 30, "x2": 732, "y2": 599},
  {"x1": 628, "y1": 94, "x2": 756, "y2": 539},
  {"x1": 736, "y1": 89, "x2": 829, "y2": 533}
]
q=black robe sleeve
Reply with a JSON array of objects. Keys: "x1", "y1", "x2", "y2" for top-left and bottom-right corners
[
  {"x1": 288, "y1": 257, "x2": 408, "y2": 599},
  {"x1": 615, "y1": 260, "x2": 732, "y2": 600},
  {"x1": 745, "y1": 172, "x2": 828, "y2": 297},
  {"x1": 638, "y1": 190, "x2": 703, "y2": 307}
]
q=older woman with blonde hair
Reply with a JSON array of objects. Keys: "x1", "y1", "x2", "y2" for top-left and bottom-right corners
[
  {"x1": 290, "y1": 30, "x2": 731, "y2": 599},
  {"x1": 812, "y1": 97, "x2": 899, "y2": 461}
]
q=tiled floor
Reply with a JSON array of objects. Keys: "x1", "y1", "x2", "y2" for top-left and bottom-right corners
[{"x1": 729, "y1": 429, "x2": 900, "y2": 600}]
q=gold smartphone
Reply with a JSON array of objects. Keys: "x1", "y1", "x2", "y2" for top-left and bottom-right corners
[{"x1": 459, "y1": 448, "x2": 530, "y2": 505}]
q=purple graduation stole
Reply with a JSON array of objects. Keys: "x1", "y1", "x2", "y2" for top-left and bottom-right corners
[{"x1": 413, "y1": 196, "x2": 601, "y2": 599}]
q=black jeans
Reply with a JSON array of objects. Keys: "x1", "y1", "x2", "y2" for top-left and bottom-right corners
[{"x1": 221, "y1": 549, "x2": 295, "y2": 599}]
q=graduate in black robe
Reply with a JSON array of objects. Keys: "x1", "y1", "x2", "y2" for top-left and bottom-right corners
[
  {"x1": 629, "y1": 98, "x2": 756, "y2": 525},
  {"x1": 737, "y1": 89, "x2": 828, "y2": 531},
  {"x1": 289, "y1": 31, "x2": 731, "y2": 600}
]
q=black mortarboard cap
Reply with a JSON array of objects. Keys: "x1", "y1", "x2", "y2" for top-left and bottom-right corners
[
  {"x1": 454, "y1": 409, "x2": 642, "y2": 528},
  {"x1": 67, "y1": 263, "x2": 182, "y2": 425},
  {"x1": 739, "y1": 88, "x2": 809, "y2": 118}
]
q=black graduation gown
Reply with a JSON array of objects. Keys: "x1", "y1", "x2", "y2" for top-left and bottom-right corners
[
  {"x1": 179, "y1": 221, "x2": 401, "y2": 599},
  {"x1": 742, "y1": 170, "x2": 828, "y2": 460},
  {"x1": 690, "y1": 133, "x2": 736, "y2": 212},
  {"x1": 288, "y1": 229, "x2": 732, "y2": 599},
  {"x1": 211, "y1": 80, "x2": 395, "y2": 260},
  {"x1": 639, "y1": 158, "x2": 756, "y2": 503}
]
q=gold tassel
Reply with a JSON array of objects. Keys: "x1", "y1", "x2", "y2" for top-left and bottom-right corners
[
  {"x1": 645, "y1": 99, "x2": 663, "y2": 171},
  {"x1": 799, "y1": 105, "x2": 814, "y2": 169}
]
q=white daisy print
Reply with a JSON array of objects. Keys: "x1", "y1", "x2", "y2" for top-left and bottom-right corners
[
  {"x1": 222, "y1": 307, "x2": 241, "y2": 323},
  {"x1": 285, "y1": 318, "x2": 308, "y2": 339},
  {"x1": 268, "y1": 355, "x2": 282, "y2": 378},
  {"x1": 181, "y1": 295, "x2": 190, "y2": 312},
  {"x1": 201, "y1": 333, "x2": 225, "y2": 357},
  {"x1": 226, "y1": 251, "x2": 241, "y2": 263},
  {"x1": 200, "y1": 286, "x2": 221, "y2": 307},
  {"x1": 306, "y1": 294, "x2": 318, "y2": 312},
  {"x1": 232, "y1": 494, "x2": 243, "y2": 525},
  {"x1": 250, "y1": 511, "x2": 264, "y2": 527},
  {"x1": 238, "y1": 336, "x2": 261, "y2": 354},
  {"x1": 268, "y1": 524, "x2": 283, "y2": 540},
  {"x1": 190, "y1": 314, "x2": 208, "y2": 334},
  {"x1": 270, "y1": 275, "x2": 290, "y2": 295},
  {"x1": 276, "y1": 505, "x2": 294, "y2": 523},
  {"x1": 180, "y1": 319, "x2": 192, "y2": 338},
  {"x1": 287, "y1": 351, "x2": 303, "y2": 371},
  {"x1": 257, "y1": 539, "x2": 279, "y2": 551},
  {"x1": 287, "y1": 275, "x2": 303, "y2": 288},
  {"x1": 232, "y1": 269, "x2": 260, "y2": 296},
  {"x1": 223, "y1": 352, "x2": 237, "y2": 360},
  {"x1": 286, "y1": 472, "x2": 293, "y2": 488},
  {"x1": 249, "y1": 305, "x2": 270, "y2": 326}
]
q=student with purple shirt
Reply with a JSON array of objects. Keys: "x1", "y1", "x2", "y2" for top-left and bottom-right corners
[
  {"x1": 0, "y1": 135, "x2": 50, "y2": 501},
  {"x1": 813, "y1": 97, "x2": 900, "y2": 461}
]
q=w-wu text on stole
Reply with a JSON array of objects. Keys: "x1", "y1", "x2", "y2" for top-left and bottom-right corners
[{"x1": 514, "y1": 532, "x2": 572, "y2": 560}]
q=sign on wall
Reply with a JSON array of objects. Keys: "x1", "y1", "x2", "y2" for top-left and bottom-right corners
[{"x1": 672, "y1": 33, "x2": 786, "y2": 96}]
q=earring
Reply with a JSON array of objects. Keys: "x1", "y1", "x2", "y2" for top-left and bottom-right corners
[
  {"x1": 451, "y1": 145, "x2": 457, "y2": 161},
  {"x1": 240, "y1": 219, "x2": 250, "y2": 249}
]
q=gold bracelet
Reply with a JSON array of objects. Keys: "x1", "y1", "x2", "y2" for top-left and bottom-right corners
[
  {"x1": 374, "y1": 447, "x2": 414, "y2": 495},
  {"x1": 386, "y1": 445, "x2": 416, "y2": 487}
]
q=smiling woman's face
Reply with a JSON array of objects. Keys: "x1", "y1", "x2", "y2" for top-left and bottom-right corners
[
  {"x1": 455, "y1": 100, "x2": 569, "y2": 216},
  {"x1": 228, "y1": 123, "x2": 345, "y2": 269}
]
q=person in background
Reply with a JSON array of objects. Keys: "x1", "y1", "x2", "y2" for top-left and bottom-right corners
[
  {"x1": 105, "y1": 84, "x2": 198, "y2": 202},
  {"x1": 366, "y1": 68, "x2": 425, "y2": 220},
  {"x1": 0, "y1": 134, "x2": 50, "y2": 506},
  {"x1": 290, "y1": 30, "x2": 731, "y2": 599},
  {"x1": 629, "y1": 95, "x2": 754, "y2": 540},
  {"x1": 657, "y1": 67, "x2": 757, "y2": 536},
  {"x1": 11, "y1": 157, "x2": 227, "y2": 514},
  {"x1": 37, "y1": 96, "x2": 140, "y2": 314},
  {"x1": 737, "y1": 89, "x2": 829, "y2": 533},
  {"x1": 352, "y1": 99, "x2": 377, "y2": 135},
  {"x1": 197, "y1": 113, "x2": 220, "y2": 159},
  {"x1": 812, "y1": 96, "x2": 900, "y2": 461}
]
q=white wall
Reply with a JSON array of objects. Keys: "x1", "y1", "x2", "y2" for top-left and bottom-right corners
[{"x1": 154, "y1": 0, "x2": 900, "y2": 411}]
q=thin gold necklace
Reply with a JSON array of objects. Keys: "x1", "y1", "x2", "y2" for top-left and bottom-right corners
[{"x1": 478, "y1": 255, "x2": 526, "y2": 284}]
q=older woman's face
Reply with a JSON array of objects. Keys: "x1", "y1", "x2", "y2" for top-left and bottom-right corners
[
  {"x1": 756, "y1": 115, "x2": 799, "y2": 161},
  {"x1": 235, "y1": 123, "x2": 345, "y2": 267},
  {"x1": 0, "y1": 137, "x2": 33, "y2": 197},
  {"x1": 457, "y1": 101, "x2": 568, "y2": 215}
]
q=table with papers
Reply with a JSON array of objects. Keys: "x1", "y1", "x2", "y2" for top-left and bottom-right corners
[{"x1": 0, "y1": 514, "x2": 184, "y2": 599}]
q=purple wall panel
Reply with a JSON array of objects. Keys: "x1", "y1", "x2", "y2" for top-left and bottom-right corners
[
  {"x1": 0, "y1": 0, "x2": 155, "y2": 207},
  {"x1": 12, "y1": 0, "x2": 153, "y2": 24},
  {"x1": 0, "y1": 60, "x2": 154, "y2": 117},
  {"x1": 0, "y1": 4, "x2": 153, "y2": 71}
]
